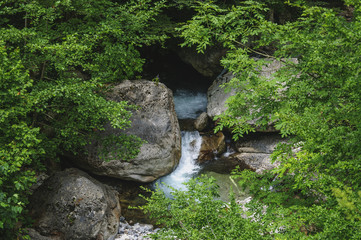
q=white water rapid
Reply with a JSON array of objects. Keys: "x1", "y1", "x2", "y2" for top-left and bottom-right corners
[
  {"x1": 153, "y1": 88, "x2": 249, "y2": 201},
  {"x1": 155, "y1": 131, "x2": 202, "y2": 196},
  {"x1": 154, "y1": 89, "x2": 207, "y2": 197}
]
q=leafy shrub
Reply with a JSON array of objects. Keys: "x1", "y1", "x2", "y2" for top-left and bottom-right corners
[{"x1": 140, "y1": 176, "x2": 268, "y2": 240}]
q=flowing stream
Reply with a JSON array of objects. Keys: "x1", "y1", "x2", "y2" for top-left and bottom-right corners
[
  {"x1": 155, "y1": 131, "x2": 202, "y2": 196},
  {"x1": 154, "y1": 88, "x2": 248, "y2": 201},
  {"x1": 173, "y1": 89, "x2": 207, "y2": 119},
  {"x1": 154, "y1": 89, "x2": 207, "y2": 196}
]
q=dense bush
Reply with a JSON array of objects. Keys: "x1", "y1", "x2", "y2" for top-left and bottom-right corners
[
  {"x1": 0, "y1": 0, "x2": 168, "y2": 237},
  {"x1": 141, "y1": 176, "x2": 268, "y2": 240}
]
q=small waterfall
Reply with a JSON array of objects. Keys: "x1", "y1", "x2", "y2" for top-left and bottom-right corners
[
  {"x1": 153, "y1": 88, "x2": 249, "y2": 201},
  {"x1": 153, "y1": 89, "x2": 207, "y2": 196},
  {"x1": 154, "y1": 131, "x2": 202, "y2": 197}
]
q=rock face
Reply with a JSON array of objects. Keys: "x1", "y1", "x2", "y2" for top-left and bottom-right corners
[
  {"x1": 234, "y1": 134, "x2": 284, "y2": 173},
  {"x1": 74, "y1": 80, "x2": 181, "y2": 182},
  {"x1": 194, "y1": 112, "x2": 209, "y2": 131},
  {"x1": 29, "y1": 168, "x2": 121, "y2": 240},
  {"x1": 207, "y1": 58, "x2": 297, "y2": 131},
  {"x1": 198, "y1": 132, "x2": 226, "y2": 163},
  {"x1": 176, "y1": 46, "x2": 227, "y2": 78},
  {"x1": 202, "y1": 133, "x2": 284, "y2": 174},
  {"x1": 207, "y1": 72, "x2": 236, "y2": 119}
]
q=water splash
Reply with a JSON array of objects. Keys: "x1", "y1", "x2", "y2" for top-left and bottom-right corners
[{"x1": 154, "y1": 131, "x2": 202, "y2": 197}]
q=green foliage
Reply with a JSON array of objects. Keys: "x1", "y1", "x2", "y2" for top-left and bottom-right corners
[
  {"x1": 140, "y1": 0, "x2": 361, "y2": 239},
  {"x1": 140, "y1": 176, "x2": 267, "y2": 240},
  {"x1": 0, "y1": 45, "x2": 40, "y2": 235},
  {"x1": 0, "y1": 0, "x2": 168, "y2": 237},
  {"x1": 1, "y1": 0, "x2": 357, "y2": 238},
  {"x1": 177, "y1": 0, "x2": 268, "y2": 53},
  {"x1": 232, "y1": 169, "x2": 361, "y2": 239}
]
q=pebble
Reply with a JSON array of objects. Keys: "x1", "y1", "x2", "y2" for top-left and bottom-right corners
[{"x1": 114, "y1": 218, "x2": 159, "y2": 240}]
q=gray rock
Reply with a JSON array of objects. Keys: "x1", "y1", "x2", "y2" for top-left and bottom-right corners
[
  {"x1": 194, "y1": 112, "x2": 209, "y2": 131},
  {"x1": 207, "y1": 58, "x2": 297, "y2": 132},
  {"x1": 207, "y1": 72, "x2": 235, "y2": 119},
  {"x1": 116, "y1": 219, "x2": 154, "y2": 240},
  {"x1": 234, "y1": 134, "x2": 285, "y2": 173},
  {"x1": 29, "y1": 168, "x2": 121, "y2": 240},
  {"x1": 235, "y1": 152, "x2": 277, "y2": 174},
  {"x1": 73, "y1": 80, "x2": 181, "y2": 182},
  {"x1": 236, "y1": 134, "x2": 284, "y2": 154},
  {"x1": 202, "y1": 134, "x2": 284, "y2": 174}
]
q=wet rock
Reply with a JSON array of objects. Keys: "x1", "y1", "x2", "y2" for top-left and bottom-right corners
[
  {"x1": 29, "y1": 168, "x2": 121, "y2": 240},
  {"x1": 178, "y1": 118, "x2": 196, "y2": 131},
  {"x1": 202, "y1": 133, "x2": 285, "y2": 174},
  {"x1": 198, "y1": 132, "x2": 226, "y2": 163},
  {"x1": 201, "y1": 152, "x2": 239, "y2": 174},
  {"x1": 71, "y1": 80, "x2": 181, "y2": 182}
]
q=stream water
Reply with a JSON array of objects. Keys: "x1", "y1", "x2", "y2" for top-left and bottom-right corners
[
  {"x1": 154, "y1": 88, "x2": 249, "y2": 201},
  {"x1": 154, "y1": 89, "x2": 206, "y2": 196},
  {"x1": 173, "y1": 89, "x2": 207, "y2": 119},
  {"x1": 155, "y1": 131, "x2": 202, "y2": 196}
]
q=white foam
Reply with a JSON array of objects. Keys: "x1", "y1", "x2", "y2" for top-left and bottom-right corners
[{"x1": 154, "y1": 131, "x2": 202, "y2": 197}]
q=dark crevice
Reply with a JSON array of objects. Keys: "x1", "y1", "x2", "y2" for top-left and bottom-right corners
[{"x1": 141, "y1": 44, "x2": 213, "y2": 93}]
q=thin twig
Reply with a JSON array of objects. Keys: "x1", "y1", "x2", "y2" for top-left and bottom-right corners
[{"x1": 40, "y1": 61, "x2": 47, "y2": 81}]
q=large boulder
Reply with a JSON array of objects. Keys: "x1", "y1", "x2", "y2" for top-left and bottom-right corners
[
  {"x1": 235, "y1": 153, "x2": 275, "y2": 174},
  {"x1": 207, "y1": 58, "x2": 297, "y2": 132},
  {"x1": 28, "y1": 168, "x2": 121, "y2": 240},
  {"x1": 176, "y1": 46, "x2": 227, "y2": 78},
  {"x1": 74, "y1": 80, "x2": 181, "y2": 182},
  {"x1": 235, "y1": 133, "x2": 283, "y2": 154}
]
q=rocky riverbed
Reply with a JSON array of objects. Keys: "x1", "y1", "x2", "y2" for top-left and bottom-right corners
[{"x1": 115, "y1": 217, "x2": 159, "y2": 240}]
